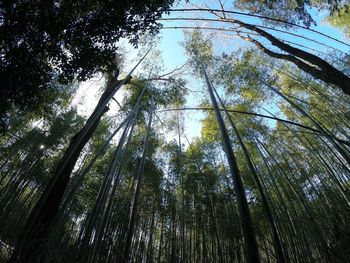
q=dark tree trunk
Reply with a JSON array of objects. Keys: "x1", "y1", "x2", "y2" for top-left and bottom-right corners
[
  {"x1": 200, "y1": 62, "x2": 260, "y2": 263},
  {"x1": 10, "y1": 77, "x2": 126, "y2": 263},
  {"x1": 123, "y1": 100, "x2": 154, "y2": 262},
  {"x1": 232, "y1": 19, "x2": 350, "y2": 96},
  {"x1": 213, "y1": 89, "x2": 285, "y2": 263}
]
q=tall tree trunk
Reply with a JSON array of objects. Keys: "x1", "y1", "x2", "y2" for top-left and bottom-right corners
[
  {"x1": 10, "y1": 78, "x2": 128, "y2": 263},
  {"x1": 176, "y1": 112, "x2": 186, "y2": 263},
  {"x1": 10, "y1": 49, "x2": 150, "y2": 263},
  {"x1": 204, "y1": 186, "x2": 223, "y2": 263},
  {"x1": 123, "y1": 97, "x2": 154, "y2": 262},
  {"x1": 78, "y1": 117, "x2": 132, "y2": 262},
  {"x1": 199, "y1": 61, "x2": 260, "y2": 263},
  {"x1": 265, "y1": 83, "x2": 350, "y2": 166},
  {"x1": 230, "y1": 18, "x2": 350, "y2": 96},
  {"x1": 146, "y1": 204, "x2": 156, "y2": 263},
  {"x1": 213, "y1": 88, "x2": 285, "y2": 263},
  {"x1": 157, "y1": 213, "x2": 164, "y2": 262}
]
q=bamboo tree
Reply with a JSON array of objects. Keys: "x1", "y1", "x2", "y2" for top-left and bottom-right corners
[
  {"x1": 264, "y1": 82, "x2": 350, "y2": 166},
  {"x1": 123, "y1": 95, "x2": 155, "y2": 262},
  {"x1": 212, "y1": 87, "x2": 285, "y2": 262},
  {"x1": 176, "y1": 110, "x2": 186, "y2": 262},
  {"x1": 232, "y1": 20, "x2": 350, "y2": 96},
  {"x1": 199, "y1": 60, "x2": 260, "y2": 263},
  {"x1": 10, "y1": 49, "x2": 151, "y2": 263}
]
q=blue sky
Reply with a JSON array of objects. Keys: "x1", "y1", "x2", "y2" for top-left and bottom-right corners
[
  {"x1": 73, "y1": 1, "x2": 349, "y2": 145},
  {"x1": 153, "y1": 1, "x2": 349, "y2": 141}
]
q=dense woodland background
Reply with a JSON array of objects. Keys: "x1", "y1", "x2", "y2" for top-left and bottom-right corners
[{"x1": 1, "y1": 0, "x2": 350, "y2": 262}]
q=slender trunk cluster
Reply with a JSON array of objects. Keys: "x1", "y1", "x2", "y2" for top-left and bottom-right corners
[
  {"x1": 9, "y1": 48, "x2": 151, "y2": 262},
  {"x1": 200, "y1": 60, "x2": 261, "y2": 263}
]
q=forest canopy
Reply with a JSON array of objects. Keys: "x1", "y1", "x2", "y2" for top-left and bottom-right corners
[
  {"x1": 1, "y1": 0, "x2": 350, "y2": 263},
  {"x1": 0, "y1": 0, "x2": 175, "y2": 131}
]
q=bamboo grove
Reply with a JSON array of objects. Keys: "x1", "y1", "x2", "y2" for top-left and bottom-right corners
[{"x1": 1, "y1": 2, "x2": 350, "y2": 263}]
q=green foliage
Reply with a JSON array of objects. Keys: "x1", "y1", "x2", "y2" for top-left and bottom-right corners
[
  {"x1": 234, "y1": 0, "x2": 346, "y2": 26},
  {"x1": 0, "y1": 108, "x2": 85, "y2": 245},
  {"x1": 201, "y1": 110, "x2": 220, "y2": 142},
  {"x1": 123, "y1": 77, "x2": 187, "y2": 120},
  {"x1": 1, "y1": 14, "x2": 350, "y2": 262},
  {"x1": 214, "y1": 49, "x2": 271, "y2": 103},
  {"x1": 1, "y1": 78, "x2": 78, "y2": 133},
  {"x1": 183, "y1": 31, "x2": 213, "y2": 71},
  {"x1": 0, "y1": 0, "x2": 176, "y2": 126},
  {"x1": 328, "y1": 5, "x2": 350, "y2": 37}
]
